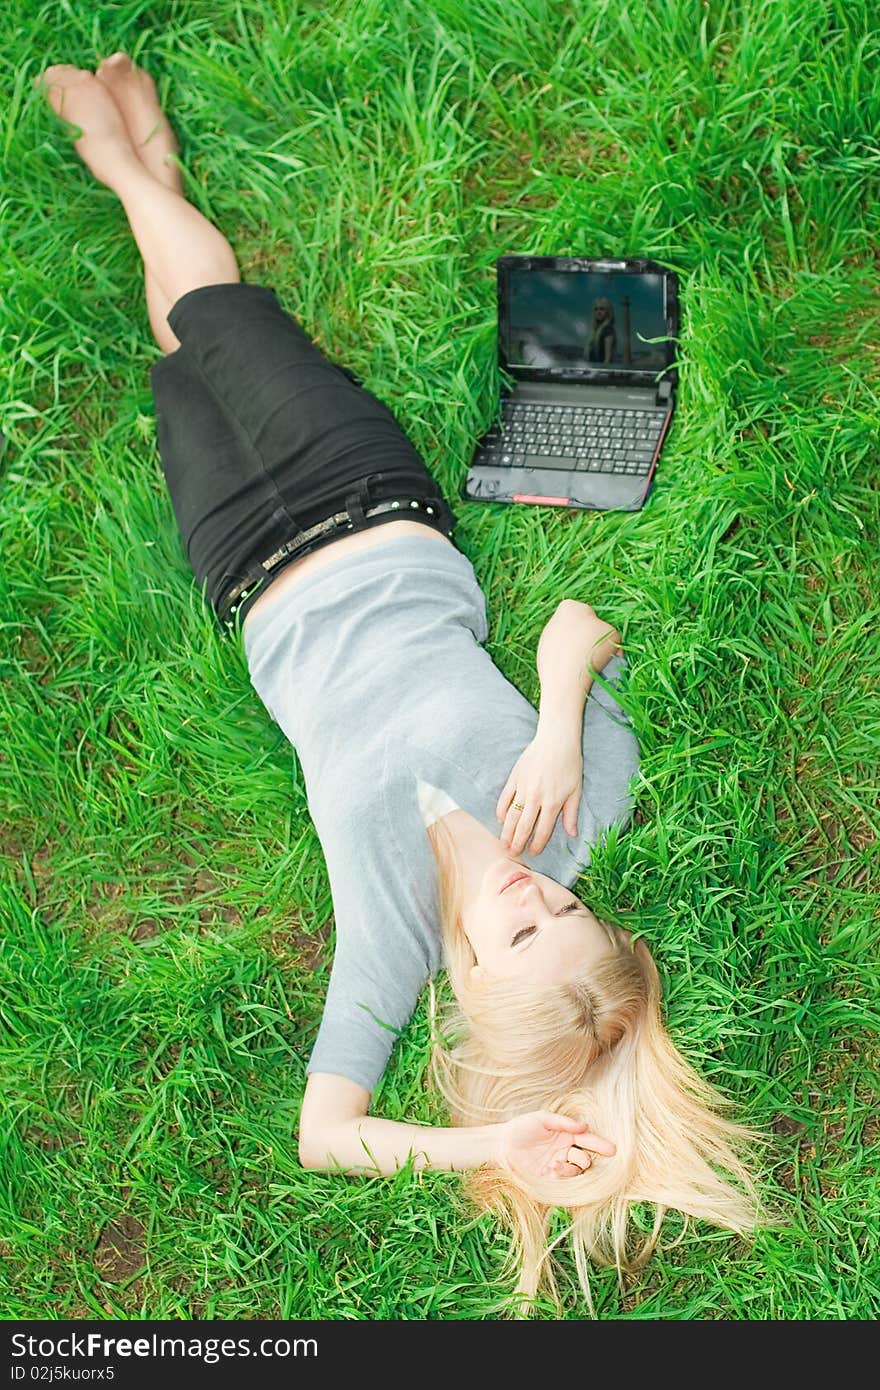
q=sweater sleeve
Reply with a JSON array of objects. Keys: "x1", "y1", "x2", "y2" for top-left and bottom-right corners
[
  {"x1": 543, "y1": 653, "x2": 640, "y2": 884},
  {"x1": 304, "y1": 800, "x2": 439, "y2": 1094}
]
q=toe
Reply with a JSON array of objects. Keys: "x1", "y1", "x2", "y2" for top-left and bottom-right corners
[
  {"x1": 37, "y1": 64, "x2": 67, "y2": 86},
  {"x1": 97, "y1": 52, "x2": 132, "y2": 74},
  {"x1": 40, "y1": 64, "x2": 94, "y2": 91}
]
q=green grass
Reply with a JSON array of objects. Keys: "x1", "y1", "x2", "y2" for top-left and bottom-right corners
[{"x1": 1, "y1": 0, "x2": 878, "y2": 1320}]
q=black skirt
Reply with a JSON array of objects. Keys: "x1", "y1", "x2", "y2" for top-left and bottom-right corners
[{"x1": 149, "y1": 282, "x2": 456, "y2": 627}]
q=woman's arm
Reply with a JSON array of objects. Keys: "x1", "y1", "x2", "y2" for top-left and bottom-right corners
[
  {"x1": 496, "y1": 600, "x2": 622, "y2": 854},
  {"x1": 535, "y1": 598, "x2": 621, "y2": 742},
  {"x1": 298, "y1": 1073, "x2": 615, "y2": 1177},
  {"x1": 299, "y1": 1073, "x2": 496, "y2": 1173}
]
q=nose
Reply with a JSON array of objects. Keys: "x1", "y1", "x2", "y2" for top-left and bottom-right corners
[{"x1": 508, "y1": 881, "x2": 541, "y2": 907}]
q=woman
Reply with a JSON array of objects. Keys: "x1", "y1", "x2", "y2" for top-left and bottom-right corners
[
  {"x1": 588, "y1": 298, "x2": 617, "y2": 365},
  {"x1": 38, "y1": 56, "x2": 761, "y2": 1312}
]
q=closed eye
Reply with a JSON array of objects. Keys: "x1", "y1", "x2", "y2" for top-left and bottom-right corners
[
  {"x1": 511, "y1": 925, "x2": 536, "y2": 947},
  {"x1": 511, "y1": 901, "x2": 583, "y2": 948}
]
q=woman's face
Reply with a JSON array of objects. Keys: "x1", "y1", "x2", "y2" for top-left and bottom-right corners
[{"x1": 461, "y1": 857, "x2": 617, "y2": 986}]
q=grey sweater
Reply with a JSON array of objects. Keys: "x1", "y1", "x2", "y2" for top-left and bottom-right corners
[{"x1": 244, "y1": 535, "x2": 640, "y2": 1093}]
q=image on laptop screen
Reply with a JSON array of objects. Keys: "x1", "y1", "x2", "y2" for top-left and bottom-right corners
[{"x1": 505, "y1": 269, "x2": 668, "y2": 373}]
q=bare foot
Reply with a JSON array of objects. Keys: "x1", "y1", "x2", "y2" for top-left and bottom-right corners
[
  {"x1": 95, "y1": 52, "x2": 182, "y2": 193},
  {"x1": 36, "y1": 64, "x2": 139, "y2": 188}
]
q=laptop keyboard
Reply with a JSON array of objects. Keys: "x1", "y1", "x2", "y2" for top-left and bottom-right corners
[{"x1": 480, "y1": 402, "x2": 665, "y2": 474}]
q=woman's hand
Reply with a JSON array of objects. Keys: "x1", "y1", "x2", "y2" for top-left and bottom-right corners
[
  {"x1": 496, "y1": 728, "x2": 583, "y2": 856},
  {"x1": 497, "y1": 1112, "x2": 617, "y2": 1180}
]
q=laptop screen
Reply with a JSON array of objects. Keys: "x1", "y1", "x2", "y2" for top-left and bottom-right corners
[{"x1": 503, "y1": 267, "x2": 670, "y2": 375}]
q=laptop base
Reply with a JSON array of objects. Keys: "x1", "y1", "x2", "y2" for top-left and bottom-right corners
[{"x1": 464, "y1": 380, "x2": 672, "y2": 513}]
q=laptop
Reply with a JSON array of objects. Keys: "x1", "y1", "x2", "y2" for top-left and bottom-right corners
[{"x1": 463, "y1": 256, "x2": 680, "y2": 513}]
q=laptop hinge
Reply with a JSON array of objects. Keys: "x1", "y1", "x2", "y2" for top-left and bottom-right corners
[{"x1": 655, "y1": 378, "x2": 673, "y2": 409}]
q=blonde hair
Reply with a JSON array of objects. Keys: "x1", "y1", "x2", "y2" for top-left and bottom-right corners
[
  {"x1": 589, "y1": 296, "x2": 616, "y2": 354},
  {"x1": 426, "y1": 817, "x2": 764, "y2": 1315}
]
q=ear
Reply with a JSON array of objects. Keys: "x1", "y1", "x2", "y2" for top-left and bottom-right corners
[{"x1": 469, "y1": 963, "x2": 486, "y2": 987}]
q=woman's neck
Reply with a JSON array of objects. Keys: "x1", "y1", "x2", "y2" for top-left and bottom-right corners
[{"x1": 440, "y1": 807, "x2": 516, "y2": 902}]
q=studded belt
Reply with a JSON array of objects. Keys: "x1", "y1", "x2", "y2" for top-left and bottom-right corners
[{"x1": 219, "y1": 493, "x2": 452, "y2": 628}]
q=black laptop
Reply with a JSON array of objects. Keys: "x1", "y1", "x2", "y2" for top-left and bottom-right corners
[{"x1": 463, "y1": 256, "x2": 680, "y2": 513}]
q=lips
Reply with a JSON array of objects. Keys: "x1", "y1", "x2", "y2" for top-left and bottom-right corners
[{"x1": 500, "y1": 870, "x2": 530, "y2": 894}]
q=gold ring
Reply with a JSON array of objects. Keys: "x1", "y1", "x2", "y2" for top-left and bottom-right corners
[{"x1": 512, "y1": 800, "x2": 525, "y2": 812}]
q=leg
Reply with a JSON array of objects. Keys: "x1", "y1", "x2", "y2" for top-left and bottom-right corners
[
  {"x1": 95, "y1": 53, "x2": 184, "y2": 352},
  {"x1": 37, "y1": 63, "x2": 240, "y2": 349},
  {"x1": 40, "y1": 62, "x2": 456, "y2": 628}
]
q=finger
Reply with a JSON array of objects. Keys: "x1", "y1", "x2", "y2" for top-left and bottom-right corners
[
  {"x1": 498, "y1": 773, "x2": 526, "y2": 831},
  {"x1": 539, "y1": 1113, "x2": 589, "y2": 1135},
  {"x1": 499, "y1": 803, "x2": 518, "y2": 848},
  {"x1": 549, "y1": 1160, "x2": 589, "y2": 1179},
  {"x1": 571, "y1": 1132, "x2": 617, "y2": 1158},
  {"x1": 566, "y1": 1146, "x2": 592, "y2": 1171},
  {"x1": 562, "y1": 789, "x2": 580, "y2": 838},
  {"x1": 496, "y1": 770, "x2": 517, "y2": 823},
  {"x1": 509, "y1": 801, "x2": 540, "y2": 855},
  {"x1": 500, "y1": 797, "x2": 529, "y2": 849},
  {"x1": 527, "y1": 805, "x2": 560, "y2": 857}
]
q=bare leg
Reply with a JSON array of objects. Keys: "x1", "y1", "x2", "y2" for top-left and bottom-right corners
[
  {"x1": 37, "y1": 62, "x2": 240, "y2": 352},
  {"x1": 95, "y1": 53, "x2": 185, "y2": 352}
]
